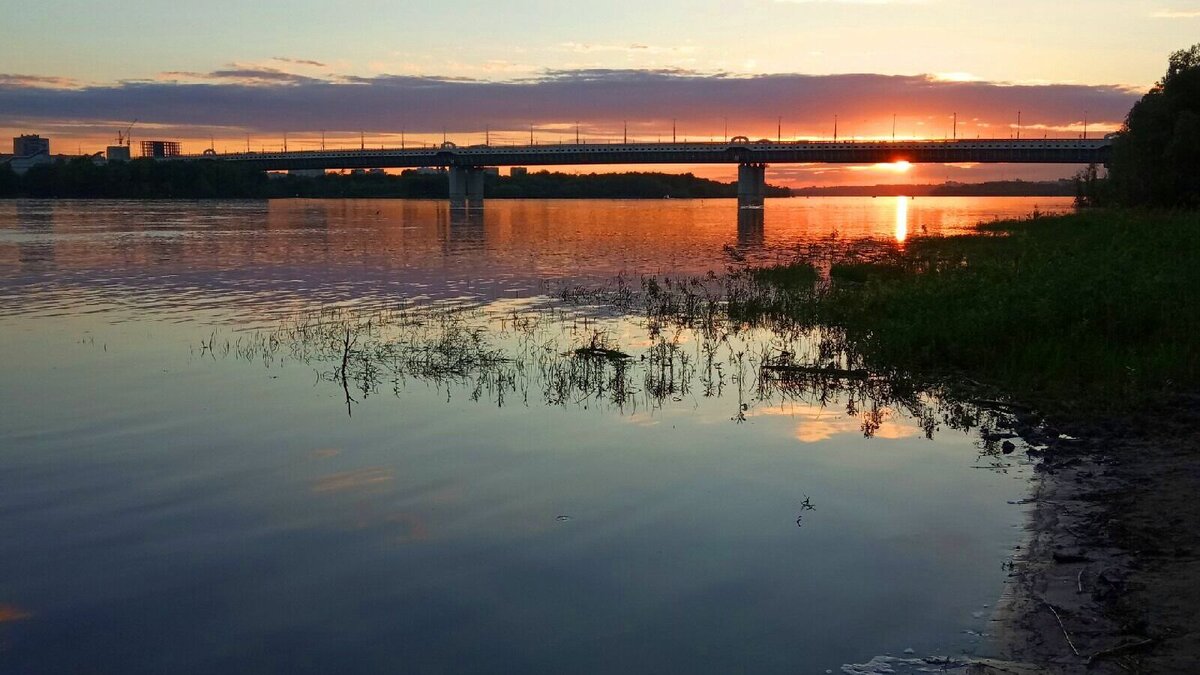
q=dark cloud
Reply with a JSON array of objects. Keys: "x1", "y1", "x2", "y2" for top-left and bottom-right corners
[
  {"x1": 207, "y1": 68, "x2": 321, "y2": 84},
  {"x1": 0, "y1": 69, "x2": 1140, "y2": 137},
  {"x1": 160, "y1": 67, "x2": 320, "y2": 85},
  {"x1": 272, "y1": 57, "x2": 327, "y2": 67},
  {"x1": 534, "y1": 67, "x2": 715, "y2": 82},
  {"x1": 0, "y1": 73, "x2": 78, "y2": 89}
]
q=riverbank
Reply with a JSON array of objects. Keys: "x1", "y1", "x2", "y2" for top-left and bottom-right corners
[
  {"x1": 750, "y1": 209, "x2": 1199, "y2": 415},
  {"x1": 748, "y1": 209, "x2": 1200, "y2": 671},
  {"x1": 988, "y1": 400, "x2": 1200, "y2": 673}
]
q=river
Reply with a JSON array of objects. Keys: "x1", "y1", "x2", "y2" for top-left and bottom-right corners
[{"x1": 0, "y1": 197, "x2": 1070, "y2": 674}]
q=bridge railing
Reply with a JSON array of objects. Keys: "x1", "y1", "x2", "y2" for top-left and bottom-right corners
[{"x1": 175, "y1": 138, "x2": 1112, "y2": 162}]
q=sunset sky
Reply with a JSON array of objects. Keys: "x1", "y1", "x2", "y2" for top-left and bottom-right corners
[{"x1": 2, "y1": 0, "x2": 1196, "y2": 185}]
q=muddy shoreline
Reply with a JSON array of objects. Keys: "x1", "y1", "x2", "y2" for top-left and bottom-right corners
[{"x1": 976, "y1": 394, "x2": 1200, "y2": 673}]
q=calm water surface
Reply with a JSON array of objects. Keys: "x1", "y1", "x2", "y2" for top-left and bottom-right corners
[{"x1": 0, "y1": 198, "x2": 1060, "y2": 674}]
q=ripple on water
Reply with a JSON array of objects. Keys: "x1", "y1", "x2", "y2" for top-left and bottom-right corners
[{"x1": 0, "y1": 198, "x2": 1050, "y2": 673}]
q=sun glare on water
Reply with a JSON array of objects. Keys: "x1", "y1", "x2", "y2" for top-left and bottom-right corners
[{"x1": 895, "y1": 196, "x2": 909, "y2": 243}]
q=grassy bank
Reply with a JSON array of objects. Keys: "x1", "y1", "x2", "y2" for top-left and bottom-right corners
[{"x1": 750, "y1": 210, "x2": 1200, "y2": 414}]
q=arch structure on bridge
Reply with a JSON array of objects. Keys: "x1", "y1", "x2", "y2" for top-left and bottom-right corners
[{"x1": 167, "y1": 139, "x2": 1113, "y2": 208}]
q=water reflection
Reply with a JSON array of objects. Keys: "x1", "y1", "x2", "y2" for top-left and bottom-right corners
[
  {"x1": 736, "y1": 207, "x2": 764, "y2": 249},
  {"x1": 0, "y1": 198, "x2": 1048, "y2": 674},
  {"x1": 448, "y1": 205, "x2": 486, "y2": 242},
  {"x1": 895, "y1": 196, "x2": 909, "y2": 243},
  {"x1": 0, "y1": 197, "x2": 1073, "y2": 317},
  {"x1": 203, "y1": 301, "x2": 1006, "y2": 444}
]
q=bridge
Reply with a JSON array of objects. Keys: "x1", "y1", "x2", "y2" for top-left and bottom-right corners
[{"x1": 174, "y1": 138, "x2": 1112, "y2": 207}]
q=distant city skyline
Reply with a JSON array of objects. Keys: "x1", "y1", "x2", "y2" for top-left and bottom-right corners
[{"x1": 2, "y1": 0, "x2": 1192, "y2": 185}]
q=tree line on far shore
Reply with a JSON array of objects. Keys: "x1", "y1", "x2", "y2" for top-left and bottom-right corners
[{"x1": 0, "y1": 161, "x2": 789, "y2": 200}]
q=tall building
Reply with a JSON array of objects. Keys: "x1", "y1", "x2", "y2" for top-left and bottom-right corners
[
  {"x1": 13, "y1": 134, "x2": 50, "y2": 157},
  {"x1": 141, "y1": 140, "x2": 181, "y2": 158}
]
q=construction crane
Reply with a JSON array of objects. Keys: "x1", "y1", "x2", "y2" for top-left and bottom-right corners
[{"x1": 116, "y1": 119, "x2": 137, "y2": 147}]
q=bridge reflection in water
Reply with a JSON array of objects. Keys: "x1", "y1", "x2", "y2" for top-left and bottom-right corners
[
  {"x1": 443, "y1": 196, "x2": 911, "y2": 250},
  {"x1": 0, "y1": 197, "x2": 1077, "y2": 315},
  {"x1": 737, "y1": 207, "x2": 765, "y2": 249}
]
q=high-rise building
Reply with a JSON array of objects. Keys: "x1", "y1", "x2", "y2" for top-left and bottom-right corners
[
  {"x1": 13, "y1": 134, "x2": 50, "y2": 157},
  {"x1": 141, "y1": 140, "x2": 181, "y2": 158}
]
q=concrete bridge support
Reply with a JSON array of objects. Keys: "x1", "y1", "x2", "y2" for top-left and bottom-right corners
[
  {"x1": 737, "y1": 163, "x2": 767, "y2": 207},
  {"x1": 449, "y1": 166, "x2": 485, "y2": 206}
]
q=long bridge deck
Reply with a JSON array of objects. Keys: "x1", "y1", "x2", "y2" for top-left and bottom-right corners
[
  {"x1": 170, "y1": 138, "x2": 1111, "y2": 206},
  {"x1": 176, "y1": 138, "x2": 1112, "y2": 171}
]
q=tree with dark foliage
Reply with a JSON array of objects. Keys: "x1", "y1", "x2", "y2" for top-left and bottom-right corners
[{"x1": 1109, "y1": 44, "x2": 1200, "y2": 207}]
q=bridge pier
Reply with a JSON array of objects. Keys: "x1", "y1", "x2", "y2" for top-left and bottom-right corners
[
  {"x1": 737, "y1": 163, "x2": 767, "y2": 207},
  {"x1": 449, "y1": 166, "x2": 485, "y2": 207}
]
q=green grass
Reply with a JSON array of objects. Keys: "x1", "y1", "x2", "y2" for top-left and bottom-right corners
[
  {"x1": 751, "y1": 263, "x2": 819, "y2": 289},
  {"x1": 829, "y1": 262, "x2": 909, "y2": 284},
  {"x1": 754, "y1": 210, "x2": 1200, "y2": 414}
]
